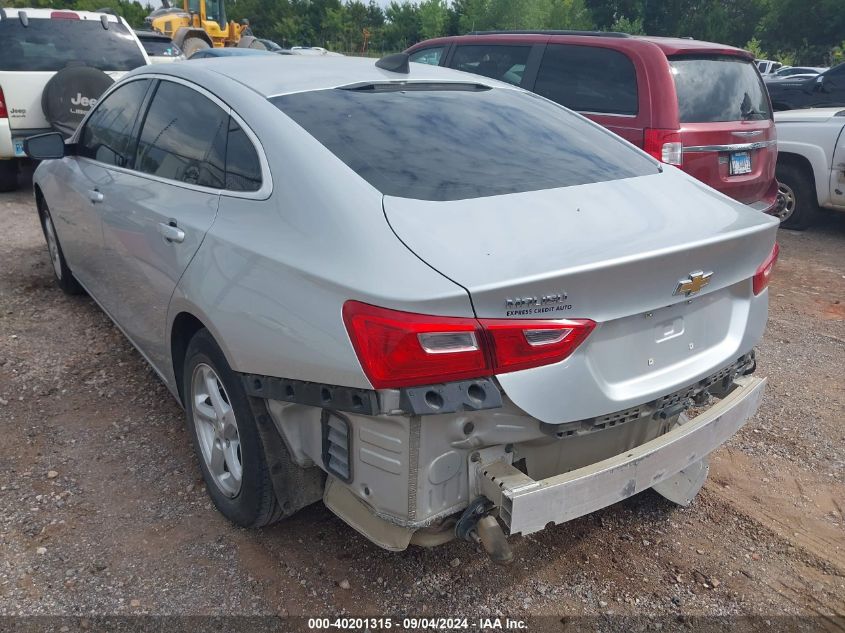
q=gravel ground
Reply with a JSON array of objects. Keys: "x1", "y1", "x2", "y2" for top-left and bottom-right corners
[{"x1": 0, "y1": 177, "x2": 843, "y2": 628}]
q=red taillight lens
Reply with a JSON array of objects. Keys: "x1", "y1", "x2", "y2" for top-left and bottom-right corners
[
  {"x1": 342, "y1": 301, "x2": 487, "y2": 389},
  {"x1": 481, "y1": 318, "x2": 596, "y2": 374},
  {"x1": 644, "y1": 128, "x2": 683, "y2": 166},
  {"x1": 50, "y1": 11, "x2": 80, "y2": 19},
  {"x1": 0, "y1": 87, "x2": 7, "y2": 119},
  {"x1": 753, "y1": 242, "x2": 779, "y2": 295},
  {"x1": 343, "y1": 301, "x2": 595, "y2": 389}
]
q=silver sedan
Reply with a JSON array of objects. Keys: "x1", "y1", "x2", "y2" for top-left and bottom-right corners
[{"x1": 27, "y1": 54, "x2": 779, "y2": 560}]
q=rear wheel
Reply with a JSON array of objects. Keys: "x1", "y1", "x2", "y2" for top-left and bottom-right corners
[
  {"x1": 39, "y1": 201, "x2": 83, "y2": 295},
  {"x1": 776, "y1": 162, "x2": 817, "y2": 230},
  {"x1": 183, "y1": 329, "x2": 282, "y2": 527},
  {"x1": 0, "y1": 160, "x2": 19, "y2": 192},
  {"x1": 182, "y1": 37, "x2": 211, "y2": 58}
]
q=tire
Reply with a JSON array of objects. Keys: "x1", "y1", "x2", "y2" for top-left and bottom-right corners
[
  {"x1": 183, "y1": 329, "x2": 282, "y2": 528},
  {"x1": 0, "y1": 160, "x2": 19, "y2": 192},
  {"x1": 182, "y1": 37, "x2": 211, "y2": 58},
  {"x1": 776, "y1": 162, "x2": 817, "y2": 230},
  {"x1": 39, "y1": 201, "x2": 83, "y2": 295}
]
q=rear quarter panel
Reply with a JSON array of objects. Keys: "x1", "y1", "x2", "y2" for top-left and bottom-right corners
[{"x1": 170, "y1": 94, "x2": 474, "y2": 390}]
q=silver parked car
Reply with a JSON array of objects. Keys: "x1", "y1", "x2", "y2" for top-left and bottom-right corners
[{"x1": 27, "y1": 54, "x2": 779, "y2": 561}]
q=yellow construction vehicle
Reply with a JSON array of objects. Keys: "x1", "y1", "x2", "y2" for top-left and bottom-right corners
[{"x1": 147, "y1": 0, "x2": 265, "y2": 58}]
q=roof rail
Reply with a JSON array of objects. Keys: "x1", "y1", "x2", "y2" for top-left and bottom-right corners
[{"x1": 467, "y1": 29, "x2": 631, "y2": 38}]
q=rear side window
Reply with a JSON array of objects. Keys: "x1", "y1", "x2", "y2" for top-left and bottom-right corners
[
  {"x1": 78, "y1": 79, "x2": 150, "y2": 167},
  {"x1": 0, "y1": 17, "x2": 146, "y2": 72},
  {"x1": 225, "y1": 119, "x2": 262, "y2": 192},
  {"x1": 409, "y1": 47, "x2": 444, "y2": 66},
  {"x1": 134, "y1": 81, "x2": 227, "y2": 188},
  {"x1": 534, "y1": 45, "x2": 638, "y2": 116},
  {"x1": 271, "y1": 85, "x2": 656, "y2": 201},
  {"x1": 450, "y1": 45, "x2": 530, "y2": 86},
  {"x1": 670, "y1": 56, "x2": 772, "y2": 122}
]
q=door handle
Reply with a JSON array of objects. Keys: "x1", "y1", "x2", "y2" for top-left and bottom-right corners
[
  {"x1": 157, "y1": 222, "x2": 186, "y2": 244},
  {"x1": 88, "y1": 189, "x2": 104, "y2": 204}
]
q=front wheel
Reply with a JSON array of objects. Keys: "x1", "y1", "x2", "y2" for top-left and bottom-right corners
[
  {"x1": 40, "y1": 202, "x2": 83, "y2": 295},
  {"x1": 183, "y1": 329, "x2": 283, "y2": 527},
  {"x1": 776, "y1": 163, "x2": 817, "y2": 230},
  {"x1": 182, "y1": 37, "x2": 210, "y2": 59}
]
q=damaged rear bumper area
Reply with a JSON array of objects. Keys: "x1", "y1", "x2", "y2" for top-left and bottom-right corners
[
  {"x1": 251, "y1": 356, "x2": 766, "y2": 555},
  {"x1": 472, "y1": 375, "x2": 766, "y2": 537}
]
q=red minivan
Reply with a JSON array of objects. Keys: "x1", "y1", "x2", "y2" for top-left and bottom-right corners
[{"x1": 406, "y1": 31, "x2": 779, "y2": 214}]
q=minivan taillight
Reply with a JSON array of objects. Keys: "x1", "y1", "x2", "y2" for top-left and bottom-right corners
[
  {"x1": 644, "y1": 128, "x2": 683, "y2": 166},
  {"x1": 0, "y1": 87, "x2": 7, "y2": 119},
  {"x1": 342, "y1": 301, "x2": 595, "y2": 389},
  {"x1": 753, "y1": 242, "x2": 779, "y2": 295}
]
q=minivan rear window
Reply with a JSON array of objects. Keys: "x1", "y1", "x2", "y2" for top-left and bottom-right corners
[
  {"x1": 670, "y1": 56, "x2": 772, "y2": 123},
  {"x1": 271, "y1": 85, "x2": 656, "y2": 201},
  {"x1": 0, "y1": 17, "x2": 146, "y2": 72}
]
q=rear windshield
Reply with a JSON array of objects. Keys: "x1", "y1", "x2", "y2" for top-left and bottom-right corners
[
  {"x1": 670, "y1": 56, "x2": 772, "y2": 123},
  {"x1": 141, "y1": 38, "x2": 182, "y2": 57},
  {"x1": 271, "y1": 85, "x2": 656, "y2": 201},
  {"x1": 0, "y1": 17, "x2": 146, "y2": 72}
]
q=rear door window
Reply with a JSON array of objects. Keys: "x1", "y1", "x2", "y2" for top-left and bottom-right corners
[
  {"x1": 669, "y1": 56, "x2": 772, "y2": 122},
  {"x1": 272, "y1": 85, "x2": 656, "y2": 201},
  {"x1": 225, "y1": 119, "x2": 262, "y2": 192},
  {"x1": 134, "y1": 81, "x2": 227, "y2": 188},
  {"x1": 533, "y1": 45, "x2": 638, "y2": 116},
  {"x1": 450, "y1": 45, "x2": 531, "y2": 86},
  {"x1": 0, "y1": 17, "x2": 146, "y2": 71},
  {"x1": 409, "y1": 47, "x2": 445, "y2": 66},
  {"x1": 77, "y1": 79, "x2": 151, "y2": 167}
]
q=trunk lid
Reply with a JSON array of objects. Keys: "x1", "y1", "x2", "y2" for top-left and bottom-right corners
[
  {"x1": 384, "y1": 169, "x2": 779, "y2": 423},
  {"x1": 680, "y1": 120, "x2": 776, "y2": 205}
]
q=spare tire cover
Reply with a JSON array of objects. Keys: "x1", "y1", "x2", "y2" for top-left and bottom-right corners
[{"x1": 41, "y1": 66, "x2": 114, "y2": 138}]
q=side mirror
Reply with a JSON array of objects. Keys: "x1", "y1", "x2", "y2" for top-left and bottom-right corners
[{"x1": 24, "y1": 132, "x2": 67, "y2": 160}]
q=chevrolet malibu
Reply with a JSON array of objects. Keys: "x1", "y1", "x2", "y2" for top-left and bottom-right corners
[{"x1": 27, "y1": 54, "x2": 779, "y2": 561}]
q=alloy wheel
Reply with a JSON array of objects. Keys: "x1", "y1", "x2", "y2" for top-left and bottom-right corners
[
  {"x1": 43, "y1": 215, "x2": 63, "y2": 280},
  {"x1": 191, "y1": 363, "x2": 243, "y2": 497},
  {"x1": 775, "y1": 182, "x2": 796, "y2": 223}
]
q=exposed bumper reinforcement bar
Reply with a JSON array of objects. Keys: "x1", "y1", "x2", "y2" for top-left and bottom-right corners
[{"x1": 476, "y1": 375, "x2": 766, "y2": 536}]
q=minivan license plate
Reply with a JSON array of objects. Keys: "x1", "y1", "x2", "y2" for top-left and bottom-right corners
[{"x1": 730, "y1": 151, "x2": 752, "y2": 175}]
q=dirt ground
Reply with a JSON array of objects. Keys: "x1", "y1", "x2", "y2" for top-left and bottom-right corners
[{"x1": 0, "y1": 174, "x2": 843, "y2": 629}]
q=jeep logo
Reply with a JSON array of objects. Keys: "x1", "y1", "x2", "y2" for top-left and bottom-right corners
[{"x1": 70, "y1": 93, "x2": 97, "y2": 108}]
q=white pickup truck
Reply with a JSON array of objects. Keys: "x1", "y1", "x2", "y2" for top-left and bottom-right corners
[{"x1": 775, "y1": 107, "x2": 845, "y2": 229}]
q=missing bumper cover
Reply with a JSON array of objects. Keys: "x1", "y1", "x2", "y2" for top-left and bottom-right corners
[{"x1": 242, "y1": 374, "x2": 504, "y2": 416}]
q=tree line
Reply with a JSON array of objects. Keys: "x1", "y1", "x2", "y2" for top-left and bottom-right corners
[{"x1": 2, "y1": 0, "x2": 842, "y2": 66}]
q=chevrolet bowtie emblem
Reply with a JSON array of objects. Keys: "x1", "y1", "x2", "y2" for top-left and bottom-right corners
[{"x1": 675, "y1": 271, "x2": 713, "y2": 297}]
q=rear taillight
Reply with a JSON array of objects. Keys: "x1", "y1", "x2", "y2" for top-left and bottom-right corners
[
  {"x1": 0, "y1": 87, "x2": 7, "y2": 119},
  {"x1": 50, "y1": 11, "x2": 80, "y2": 19},
  {"x1": 753, "y1": 242, "x2": 779, "y2": 295},
  {"x1": 644, "y1": 128, "x2": 683, "y2": 166},
  {"x1": 342, "y1": 301, "x2": 595, "y2": 389},
  {"x1": 481, "y1": 319, "x2": 595, "y2": 375}
]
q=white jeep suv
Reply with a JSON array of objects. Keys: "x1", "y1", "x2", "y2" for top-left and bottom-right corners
[{"x1": 0, "y1": 7, "x2": 148, "y2": 191}]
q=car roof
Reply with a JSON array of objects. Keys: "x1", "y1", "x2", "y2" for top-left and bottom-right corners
[
  {"x1": 0, "y1": 7, "x2": 124, "y2": 22},
  {"x1": 194, "y1": 48, "x2": 276, "y2": 57},
  {"x1": 411, "y1": 31, "x2": 752, "y2": 60},
  {"x1": 130, "y1": 55, "x2": 509, "y2": 98}
]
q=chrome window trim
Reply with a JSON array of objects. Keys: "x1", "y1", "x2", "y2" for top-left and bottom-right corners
[
  {"x1": 73, "y1": 73, "x2": 273, "y2": 200},
  {"x1": 684, "y1": 140, "x2": 777, "y2": 153},
  {"x1": 578, "y1": 110, "x2": 637, "y2": 118}
]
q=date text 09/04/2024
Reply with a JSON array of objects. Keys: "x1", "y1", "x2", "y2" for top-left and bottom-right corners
[{"x1": 307, "y1": 617, "x2": 528, "y2": 630}]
